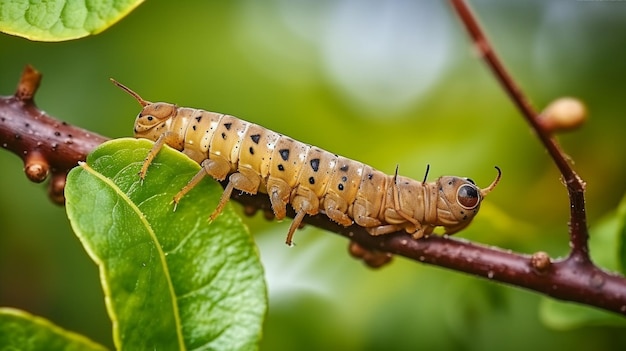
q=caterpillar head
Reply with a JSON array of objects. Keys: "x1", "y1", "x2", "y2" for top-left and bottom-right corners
[
  {"x1": 111, "y1": 79, "x2": 177, "y2": 139},
  {"x1": 436, "y1": 167, "x2": 501, "y2": 234}
]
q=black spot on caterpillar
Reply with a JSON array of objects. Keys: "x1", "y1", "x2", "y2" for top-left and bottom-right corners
[
  {"x1": 279, "y1": 149, "x2": 290, "y2": 161},
  {"x1": 111, "y1": 79, "x2": 501, "y2": 246},
  {"x1": 310, "y1": 158, "x2": 320, "y2": 172}
]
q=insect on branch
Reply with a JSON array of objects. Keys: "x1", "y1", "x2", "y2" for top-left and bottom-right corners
[
  {"x1": 2, "y1": 64, "x2": 626, "y2": 316},
  {"x1": 449, "y1": 0, "x2": 590, "y2": 263},
  {"x1": 1, "y1": 1, "x2": 625, "y2": 316}
]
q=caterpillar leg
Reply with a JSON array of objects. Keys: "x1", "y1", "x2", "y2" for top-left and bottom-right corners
[
  {"x1": 266, "y1": 177, "x2": 292, "y2": 220},
  {"x1": 352, "y1": 199, "x2": 383, "y2": 227},
  {"x1": 410, "y1": 225, "x2": 434, "y2": 239},
  {"x1": 210, "y1": 168, "x2": 262, "y2": 221},
  {"x1": 139, "y1": 132, "x2": 174, "y2": 180},
  {"x1": 286, "y1": 187, "x2": 321, "y2": 245},
  {"x1": 173, "y1": 157, "x2": 231, "y2": 209},
  {"x1": 321, "y1": 194, "x2": 353, "y2": 227},
  {"x1": 285, "y1": 210, "x2": 307, "y2": 247},
  {"x1": 368, "y1": 224, "x2": 433, "y2": 238},
  {"x1": 365, "y1": 224, "x2": 406, "y2": 236}
]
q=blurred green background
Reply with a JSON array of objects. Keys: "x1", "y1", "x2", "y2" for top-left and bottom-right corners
[{"x1": 2, "y1": 0, "x2": 626, "y2": 350}]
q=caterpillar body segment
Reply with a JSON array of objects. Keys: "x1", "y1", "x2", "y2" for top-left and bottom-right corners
[{"x1": 112, "y1": 79, "x2": 501, "y2": 245}]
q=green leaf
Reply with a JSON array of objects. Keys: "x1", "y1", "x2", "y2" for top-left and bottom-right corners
[
  {"x1": 0, "y1": 0, "x2": 144, "y2": 41},
  {"x1": 65, "y1": 138, "x2": 267, "y2": 351},
  {"x1": 540, "y1": 299, "x2": 626, "y2": 330},
  {"x1": 0, "y1": 307, "x2": 108, "y2": 351}
]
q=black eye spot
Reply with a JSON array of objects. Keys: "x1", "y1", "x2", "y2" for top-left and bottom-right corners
[
  {"x1": 309, "y1": 177, "x2": 315, "y2": 185},
  {"x1": 341, "y1": 176, "x2": 347, "y2": 182},
  {"x1": 457, "y1": 185, "x2": 480, "y2": 209},
  {"x1": 250, "y1": 134, "x2": 261, "y2": 144},
  {"x1": 340, "y1": 164, "x2": 349, "y2": 172},
  {"x1": 278, "y1": 164, "x2": 285, "y2": 171},
  {"x1": 147, "y1": 116, "x2": 153, "y2": 121},
  {"x1": 279, "y1": 149, "x2": 290, "y2": 161},
  {"x1": 224, "y1": 122, "x2": 232, "y2": 130},
  {"x1": 249, "y1": 147, "x2": 255, "y2": 155},
  {"x1": 338, "y1": 184, "x2": 344, "y2": 191},
  {"x1": 221, "y1": 132, "x2": 226, "y2": 140},
  {"x1": 195, "y1": 116, "x2": 202, "y2": 122}
]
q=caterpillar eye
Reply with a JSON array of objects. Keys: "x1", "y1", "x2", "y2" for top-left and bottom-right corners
[{"x1": 456, "y1": 184, "x2": 480, "y2": 209}]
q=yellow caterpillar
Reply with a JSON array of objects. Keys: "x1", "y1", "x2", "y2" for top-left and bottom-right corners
[{"x1": 112, "y1": 79, "x2": 501, "y2": 246}]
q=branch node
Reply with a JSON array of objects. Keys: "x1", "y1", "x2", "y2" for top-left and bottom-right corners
[
  {"x1": 23, "y1": 151, "x2": 50, "y2": 183},
  {"x1": 16, "y1": 65, "x2": 42, "y2": 102},
  {"x1": 530, "y1": 251, "x2": 551, "y2": 273},
  {"x1": 48, "y1": 173, "x2": 67, "y2": 205},
  {"x1": 538, "y1": 97, "x2": 587, "y2": 133}
]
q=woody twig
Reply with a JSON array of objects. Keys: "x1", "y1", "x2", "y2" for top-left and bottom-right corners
[
  {"x1": 0, "y1": 65, "x2": 108, "y2": 204},
  {"x1": 449, "y1": 0, "x2": 590, "y2": 264}
]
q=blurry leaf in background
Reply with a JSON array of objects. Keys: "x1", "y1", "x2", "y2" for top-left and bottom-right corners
[
  {"x1": 0, "y1": 308, "x2": 108, "y2": 351},
  {"x1": 65, "y1": 138, "x2": 267, "y2": 350},
  {"x1": 540, "y1": 299, "x2": 626, "y2": 331},
  {"x1": 0, "y1": 0, "x2": 144, "y2": 41}
]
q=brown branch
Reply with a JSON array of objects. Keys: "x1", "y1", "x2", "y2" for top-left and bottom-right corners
[
  {"x1": 236, "y1": 190, "x2": 626, "y2": 314},
  {"x1": 0, "y1": 65, "x2": 108, "y2": 204},
  {"x1": 2, "y1": 66, "x2": 625, "y2": 316},
  {"x1": 449, "y1": 0, "x2": 590, "y2": 263}
]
